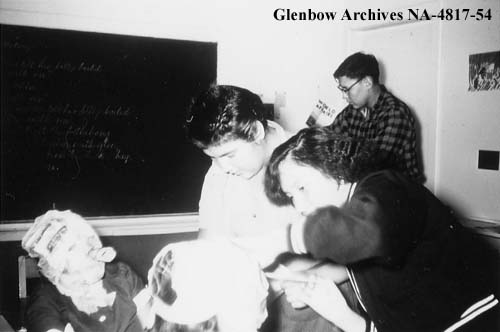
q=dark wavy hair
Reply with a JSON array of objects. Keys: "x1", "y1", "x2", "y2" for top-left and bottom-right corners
[
  {"x1": 185, "y1": 85, "x2": 268, "y2": 149},
  {"x1": 265, "y1": 127, "x2": 378, "y2": 206},
  {"x1": 333, "y1": 52, "x2": 380, "y2": 84}
]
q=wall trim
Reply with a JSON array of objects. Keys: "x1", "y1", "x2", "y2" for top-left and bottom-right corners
[{"x1": 0, "y1": 213, "x2": 200, "y2": 242}]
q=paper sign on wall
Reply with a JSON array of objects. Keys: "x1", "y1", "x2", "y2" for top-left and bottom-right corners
[{"x1": 306, "y1": 99, "x2": 336, "y2": 127}]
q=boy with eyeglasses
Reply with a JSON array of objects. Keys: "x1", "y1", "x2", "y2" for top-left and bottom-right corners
[{"x1": 329, "y1": 52, "x2": 423, "y2": 182}]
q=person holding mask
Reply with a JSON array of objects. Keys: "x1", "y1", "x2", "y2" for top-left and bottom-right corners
[
  {"x1": 185, "y1": 85, "x2": 298, "y2": 246},
  {"x1": 264, "y1": 127, "x2": 499, "y2": 332},
  {"x1": 185, "y1": 85, "x2": 344, "y2": 332},
  {"x1": 329, "y1": 52, "x2": 423, "y2": 182}
]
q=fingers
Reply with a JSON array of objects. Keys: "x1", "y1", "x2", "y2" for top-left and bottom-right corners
[
  {"x1": 289, "y1": 299, "x2": 308, "y2": 309},
  {"x1": 285, "y1": 289, "x2": 308, "y2": 309},
  {"x1": 63, "y1": 323, "x2": 75, "y2": 332},
  {"x1": 282, "y1": 278, "x2": 314, "y2": 309}
]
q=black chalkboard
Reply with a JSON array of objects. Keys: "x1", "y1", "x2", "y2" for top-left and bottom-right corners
[{"x1": 0, "y1": 24, "x2": 215, "y2": 222}]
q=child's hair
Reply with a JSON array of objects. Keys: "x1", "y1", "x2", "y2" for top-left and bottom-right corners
[
  {"x1": 265, "y1": 127, "x2": 378, "y2": 206},
  {"x1": 185, "y1": 85, "x2": 268, "y2": 149}
]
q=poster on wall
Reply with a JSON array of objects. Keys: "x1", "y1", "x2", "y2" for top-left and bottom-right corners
[
  {"x1": 468, "y1": 50, "x2": 500, "y2": 91},
  {"x1": 306, "y1": 99, "x2": 336, "y2": 127}
]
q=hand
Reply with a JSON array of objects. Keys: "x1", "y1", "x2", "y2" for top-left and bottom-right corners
[
  {"x1": 231, "y1": 228, "x2": 290, "y2": 268},
  {"x1": 133, "y1": 287, "x2": 156, "y2": 329},
  {"x1": 266, "y1": 265, "x2": 311, "y2": 309},
  {"x1": 281, "y1": 280, "x2": 310, "y2": 309},
  {"x1": 297, "y1": 276, "x2": 351, "y2": 321},
  {"x1": 270, "y1": 268, "x2": 366, "y2": 331},
  {"x1": 63, "y1": 324, "x2": 75, "y2": 332},
  {"x1": 44, "y1": 323, "x2": 74, "y2": 332},
  {"x1": 292, "y1": 276, "x2": 366, "y2": 331}
]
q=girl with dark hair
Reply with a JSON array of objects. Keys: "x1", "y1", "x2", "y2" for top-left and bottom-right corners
[
  {"x1": 265, "y1": 127, "x2": 499, "y2": 332},
  {"x1": 265, "y1": 126, "x2": 379, "y2": 208}
]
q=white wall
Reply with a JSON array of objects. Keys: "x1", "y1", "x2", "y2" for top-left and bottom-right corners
[
  {"x1": 217, "y1": 0, "x2": 363, "y2": 131},
  {"x1": 214, "y1": 0, "x2": 345, "y2": 131},
  {"x1": 436, "y1": 0, "x2": 500, "y2": 221}
]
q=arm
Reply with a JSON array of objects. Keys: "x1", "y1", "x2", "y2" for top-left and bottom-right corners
[
  {"x1": 374, "y1": 98, "x2": 416, "y2": 152},
  {"x1": 329, "y1": 109, "x2": 350, "y2": 134},
  {"x1": 115, "y1": 262, "x2": 145, "y2": 298},
  {"x1": 372, "y1": 107, "x2": 420, "y2": 180},
  {"x1": 269, "y1": 256, "x2": 348, "y2": 303},
  {"x1": 307, "y1": 261, "x2": 348, "y2": 284},
  {"x1": 303, "y1": 203, "x2": 385, "y2": 264},
  {"x1": 374, "y1": 111, "x2": 415, "y2": 155},
  {"x1": 46, "y1": 326, "x2": 74, "y2": 332},
  {"x1": 278, "y1": 255, "x2": 348, "y2": 284},
  {"x1": 198, "y1": 164, "x2": 228, "y2": 238},
  {"x1": 197, "y1": 228, "x2": 213, "y2": 239},
  {"x1": 231, "y1": 225, "x2": 292, "y2": 269},
  {"x1": 284, "y1": 277, "x2": 367, "y2": 332},
  {"x1": 294, "y1": 174, "x2": 422, "y2": 265},
  {"x1": 26, "y1": 283, "x2": 67, "y2": 332}
]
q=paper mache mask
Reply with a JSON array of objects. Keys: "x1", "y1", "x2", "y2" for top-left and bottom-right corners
[
  {"x1": 21, "y1": 210, "x2": 116, "y2": 289},
  {"x1": 141, "y1": 239, "x2": 269, "y2": 332}
]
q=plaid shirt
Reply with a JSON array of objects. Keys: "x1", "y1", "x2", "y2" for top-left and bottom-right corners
[{"x1": 329, "y1": 85, "x2": 423, "y2": 181}]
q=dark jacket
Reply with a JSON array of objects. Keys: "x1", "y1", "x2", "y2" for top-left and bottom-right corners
[
  {"x1": 303, "y1": 170, "x2": 499, "y2": 332},
  {"x1": 27, "y1": 262, "x2": 144, "y2": 332}
]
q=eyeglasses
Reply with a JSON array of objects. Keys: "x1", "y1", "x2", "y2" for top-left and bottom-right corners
[{"x1": 337, "y1": 77, "x2": 363, "y2": 94}]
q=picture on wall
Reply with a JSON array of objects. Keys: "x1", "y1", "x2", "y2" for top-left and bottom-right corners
[{"x1": 468, "y1": 50, "x2": 500, "y2": 91}]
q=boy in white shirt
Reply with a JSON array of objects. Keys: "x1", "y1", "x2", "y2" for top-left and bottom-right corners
[{"x1": 185, "y1": 85, "x2": 344, "y2": 332}]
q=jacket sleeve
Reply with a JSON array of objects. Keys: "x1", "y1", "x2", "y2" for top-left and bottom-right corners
[
  {"x1": 303, "y1": 173, "x2": 423, "y2": 266},
  {"x1": 329, "y1": 109, "x2": 349, "y2": 134},
  {"x1": 26, "y1": 281, "x2": 66, "y2": 332},
  {"x1": 114, "y1": 262, "x2": 145, "y2": 298}
]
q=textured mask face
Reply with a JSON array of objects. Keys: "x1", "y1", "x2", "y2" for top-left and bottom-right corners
[{"x1": 22, "y1": 210, "x2": 116, "y2": 291}]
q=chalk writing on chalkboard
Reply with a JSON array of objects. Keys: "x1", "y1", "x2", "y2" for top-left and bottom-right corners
[{"x1": 1, "y1": 24, "x2": 216, "y2": 222}]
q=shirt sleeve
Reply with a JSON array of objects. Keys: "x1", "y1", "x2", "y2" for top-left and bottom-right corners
[
  {"x1": 330, "y1": 108, "x2": 350, "y2": 134},
  {"x1": 198, "y1": 164, "x2": 227, "y2": 236},
  {"x1": 371, "y1": 105, "x2": 421, "y2": 179},
  {"x1": 302, "y1": 173, "x2": 423, "y2": 266},
  {"x1": 374, "y1": 108, "x2": 414, "y2": 157}
]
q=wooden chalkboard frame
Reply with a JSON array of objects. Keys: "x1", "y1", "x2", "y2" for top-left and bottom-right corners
[{"x1": 0, "y1": 24, "x2": 216, "y2": 222}]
